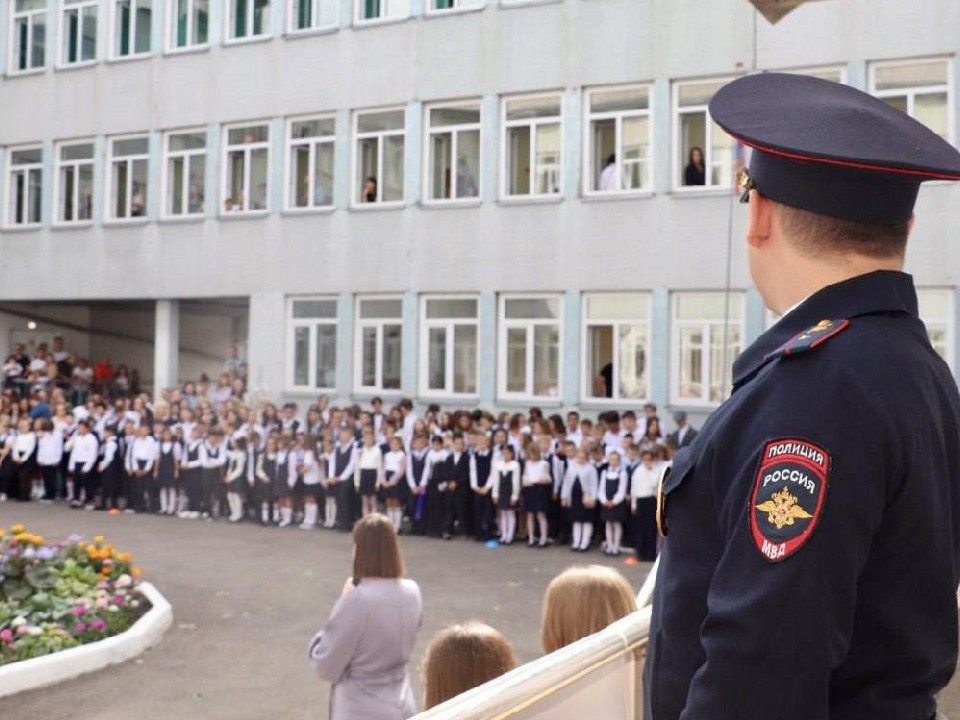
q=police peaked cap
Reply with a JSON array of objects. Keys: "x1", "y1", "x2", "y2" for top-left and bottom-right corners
[{"x1": 709, "y1": 72, "x2": 960, "y2": 224}]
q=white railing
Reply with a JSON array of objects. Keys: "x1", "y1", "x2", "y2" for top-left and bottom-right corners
[{"x1": 412, "y1": 606, "x2": 651, "y2": 720}]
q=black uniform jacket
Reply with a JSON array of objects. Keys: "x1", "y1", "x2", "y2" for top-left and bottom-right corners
[{"x1": 645, "y1": 271, "x2": 960, "y2": 720}]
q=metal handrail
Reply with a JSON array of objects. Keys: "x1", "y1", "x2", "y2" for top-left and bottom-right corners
[
  {"x1": 636, "y1": 556, "x2": 660, "y2": 609},
  {"x1": 411, "y1": 607, "x2": 652, "y2": 720}
]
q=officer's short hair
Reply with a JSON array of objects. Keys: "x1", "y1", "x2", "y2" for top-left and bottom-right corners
[{"x1": 777, "y1": 202, "x2": 909, "y2": 259}]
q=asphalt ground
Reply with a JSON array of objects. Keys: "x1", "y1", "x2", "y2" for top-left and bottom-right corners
[{"x1": 1, "y1": 503, "x2": 957, "y2": 719}]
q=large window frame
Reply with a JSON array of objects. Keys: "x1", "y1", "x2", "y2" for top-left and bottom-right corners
[
  {"x1": 354, "y1": 0, "x2": 410, "y2": 25},
  {"x1": 423, "y1": 100, "x2": 482, "y2": 205},
  {"x1": 225, "y1": 0, "x2": 272, "y2": 42},
  {"x1": 498, "y1": 294, "x2": 563, "y2": 402},
  {"x1": 287, "y1": 297, "x2": 339, "y2": 392},
  {"x1": 162, "y1": 128, "x2": 206, "y2": 219},
  {"x1": 221, "y1": 122, "x2": 271, "y2": 215},
  {"x1": 583, "y1": 84, "x2": 654, "y2": 196},
  {"x1": 425, "y1": 0, "x2": 483, "y2": 15},
  {"x1": 500, "y1": 92, "x2": 564, "y2": 200},
  {"x1": 110, "y1": 0, "x2": 152, "y2": 59},
  {"x1": 285, "y1": 115, "x2": 336, "y2": 212},
  {"x1": 167, "y1": 0, "x2": 209, "y2": 51},
  {"x1": 354, "y1": 296, "x2": 404, "y2": 395},
  {"x1": 918, "y1": 287, "x2": 956, "y2": 371},
  {"x1": 4, "y1": 146, "x2": 43, "y2": 229},
  {"x1": 419, "y1": 295, "x2": 480, "y2": 399},
  {"x1": 581, "y1": 293, "x2": 652, "y2": 404},
  {"x1": 670, "y1": 291, "x2": 745, "y2": 407},
  {"x1": 287, "y1": 0, "x2": 337, "y2": 32},
  {"x1": 53, "y1": 139, "x2": 95, "y2": 225},
  {"x1": 352, "y1": 107, "x2": 406, "y2": 208},
  {"x1": 9, "y1": 0, "x2": 47, "y2": 74},
  {"x1": 59, "y1": 0, "x2": 98, "y2": 67},
  {"x1": 869, "y1": 57, "x2": 953, "y2": 144},
  {"x1": 106, "y1": 134, "x2": 150, "y2": 221},
  {"x1": 672, "y1": 77, "x2": 736, "y2": 191}
]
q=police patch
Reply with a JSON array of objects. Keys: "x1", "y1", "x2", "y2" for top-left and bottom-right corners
[{"x1": 749, "y1": 438, "x2": 830, "y2": 563}]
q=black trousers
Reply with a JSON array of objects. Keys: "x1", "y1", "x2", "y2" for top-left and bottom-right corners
[
  {"x1": 473, "y1": 491, "x2": 494, "y2": 540},
  {"x1": 201, "y1": 469, "x2": 222, "y2": 516},
  {"x1": 425, "y1": 485, "x2": 447, "y2": 537},
  {"x1": 335, "y1": 479, "x2": 357, "y2": 531},
  {"x1": 183, "y1": 468, "x2": 203, "y2": 512},
  {"x1": 101, "y1": 468, "x2": 122, "y2": 510},
  {"x1": 15, "y1": 464, "x2": 35, "y2": 501},
  {"x1": 40, "y1": 465, "x2": 59, "y2": 500},
  {"x1": 453, "y1": 485, "x2": 474, "y2": 537},
  {"x1": 634, "y1": 497, "x2": 658, "y2": 561},
  {"x1": 73, "y1": 469, "x2": 98, "y2": 505}
]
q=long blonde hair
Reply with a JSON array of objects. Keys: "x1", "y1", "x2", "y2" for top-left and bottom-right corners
[
  {"x1": 422, "y1": 621, "x2": 518, "y2": 709},
  {"x1": 541, "y1": 565, "x2": 637, "y2": 653}
]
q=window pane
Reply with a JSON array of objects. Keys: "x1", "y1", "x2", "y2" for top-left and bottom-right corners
[
  {"x1": 430, "y1": 131, "x2": 453, "y2": 200},
  {"x1": 360, "y1": 299, "x2": 402, "y2": 319},
  {"x1": 680, "y1": 113, "x2": 707, "y2": 186},
  {"x1": 382, "y1": 324, "x2": 402, "y2": 390},
  {"x1": 676, "y1": 293, "x2": 741, "y2": 320},
  {"x1": 710, "y1": 324, "x2": 739, "y2": 403},
  {"x1": 587, "y1": 325, "x2": 614, "y2": 399},
  {"x1": 228, "y1": 125, "x2": 268, "y2": 145},
  {"x1": 592, "y1": 118, "x2": 617, "y2": 191},
  {"x1": 505, "y1": 297, "x2": 559, "y2": 320},
  {"x1": 314, "y1": 142, "x2": 334, "y2": 206},
  {"x1": 291, "y1": 145, "x2": 311, "y2": 208},
  {"x1": 168, "y1": 156, "x2": 185, "y2": 214},
  {"x1": 506, "y1": 125, "x2": 530, "y2": 195},
  {"x1": 534, "y1": 123, "x2": 561, "y2": 195},
  {"x1": 187, "y1": 156, "x2": 205, "y2": 212},
  {"x1": 249, "y1": 147, "x2": 268, "y2": 209},
  {"x1": 532, "y1": 325, "x2": 559, "y2": 397},
  {"x1": 11, "y1": 148, "x2": 42, "y2": 165},
  {"x1": 361, "y1": 327, "x2": 377, "y2": 387},
  {"x1": 292, "y1": 118, "x2": 335, "y2": 138},
  {"x1": 382, "y1": 134, "x2": 405, "y2": 202},
  {"x1": 169, "y1": 132, "x2": 205, "y2": 151},
  {"x1": 456, "y1": 130, "x2": 480, "y2": 198},
  {"x1": 62, "y1": 143, "x2": 94, "y2": 161},
  {"x1": 623, "y1": 116, "x2": 649, "y2": 190},
  {"x1": 505, "y1": 96, "x2": 561, "y2": 121},
  {"x1": 113, "y1": 137, "x2": 149, "y2": 156},
  {"x1": 293, "y1": 326, "x2": 309, "y2": 386},
  {"x1": 875, "y1": 61, "x2": 948, "y2": 91},
  {"x1": 710, "y1": 121, "x2": 734, "y2": 187},
  {"x1": 316, "y1": 324, "x2": 336, "y2": 388},
  {"x1": 915, "y1": 93, "x2": 949, "y2": 140},
  {"x1": 618, "y1": 324, "x2": 647, "y2": 400},
  {"x1": 293, "y1": 299, "x2": 337, "y2": 319},
  {"x1": 358, "y1": 137, "x2": 378, "y2": 202},
  {"x1": 590, "y1": 87, "x2": 648, "y2": 113},
  {"x1": 428, "y1": 327, "x2": 447, "y2": 391},
  {"x1": 678, "y1": 327, "x2": 703, "y2": 400},
  {"x1": 430, "y1": 106, "x2": 480, "y2": 127},
  {"x1": 882, "y1": 95, "x2": 909, "y2": 113},
  {"x1": 678, "y1": 81, "x2": 724, "y2": 107},
  {"x1": 586, "y1": 293, "x2": 648, "y2": 320},
  {"x1": 425, "y1": 298, "x2": 477, "y2": 319},
  {"x1": 506, "y1": 327, "x2": 527, "y2": 393},
  {"x1": 453, "y1": 324, "x2": 477, "y2": 394},
  {"x1": 918, "y1": 289, "x2": 950, "y2": 319},
  {"x1": 357, "y1": 110, "x2": 405, "y2": 133}
]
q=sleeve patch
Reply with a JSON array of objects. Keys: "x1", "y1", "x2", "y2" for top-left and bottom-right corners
[{"x1": 749, "y1": 439, "x2": 830, "y2": 563}]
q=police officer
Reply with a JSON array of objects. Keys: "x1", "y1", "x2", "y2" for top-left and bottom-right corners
[{"x1": 645, "y1": 72, "x2": 960, "y2": 720}]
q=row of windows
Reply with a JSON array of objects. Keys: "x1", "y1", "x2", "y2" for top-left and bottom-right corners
[
  {"x1": 7, "y1": 0, "x2": 584, "y2": 73},
  {"x1": 4, "y1": 58, "x2": 952, "y2": 227},
  {"x1": 285, "y1": 290, "x2": 957, "y2": 406}
]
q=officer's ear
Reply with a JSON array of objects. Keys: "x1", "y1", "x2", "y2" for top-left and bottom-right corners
[{"x1": 746, "y1": 191, "x2": 774, "y2": 248}]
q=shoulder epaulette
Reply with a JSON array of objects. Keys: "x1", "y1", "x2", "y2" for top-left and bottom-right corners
[{"x1": 766, "y1": 319, "x2": 850, "y2": 361}]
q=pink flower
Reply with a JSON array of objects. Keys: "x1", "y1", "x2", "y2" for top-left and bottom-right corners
[
  {"x1": 90, "y1": 619, "x2": 107, "y2": 631},
  {"x1": 113, "y1": 595, "x2": 125, "y2": 606},
  {"x1": 16, "y1": 626, "x2": 29, "y2": 636},
  {"x1": 74, "y1": 622, "x2": 87, "y2": 634},
  {"x1": 0, "y1": 629, "x2": 12, "y2": 642},
  {"x1": 70, "y1": 605, "x2": 87, "y2": 617},
  {"x1": 95, "y1": 598, "x2": 109, "y2": 610}
]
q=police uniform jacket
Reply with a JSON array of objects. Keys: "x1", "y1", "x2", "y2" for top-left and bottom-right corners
[{"x1": 645, "y1": 271, "x2": 960, "y2": 720}]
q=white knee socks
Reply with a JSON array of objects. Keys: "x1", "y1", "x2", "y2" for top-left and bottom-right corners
[
  {"x1": 279, "y1": 507, "x2": 293, "y2": 528},
  {"x1": 300, "y1": 503, "x2": 318, "y2": 530},
  {"x1": 537, "y1": 513, "x2": 548, "y2": 546},
  {"x1": 324, "y1": 497, "x2": 337, "y2": 527},
  {"x1": 499, "y1": 511, "x2": 516, "y2": 543},
  {"x1": 387, "y1": 507, "x2": 402, "y2": 530},
  {"x1": 612, "y1": 522, "x2": 623, "y2": 554},
  {"x1": 580, "y1": 523, "x2": 593, "y2": 551},
  {"x1": 227, "y1": 493, "x2": 243, "y2": 522},
  {"x1": 572, "y1": 522, "x2": 583, "y2": 549}
]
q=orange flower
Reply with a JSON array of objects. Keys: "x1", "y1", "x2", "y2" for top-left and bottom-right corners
[
  {"x1": 94, "y1": 535, "x2": 105, "y2": 544},
  {"x1": 10, "y1": 524, "x2": 25, "y2": 534},
  {"x1": 117, "y1": 552, "x2": 132, "y2": 563},
  {"x1": 131, "y1": 566, "x2": 142, "y2": 578},
  {"x1": 32, "y1": 535, "x2": 44, "y2": 546},
  {"x1": 0, "y1": 529, "x2": 6, "y2": 539}
]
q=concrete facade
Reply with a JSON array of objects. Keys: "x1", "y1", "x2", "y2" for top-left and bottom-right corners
[{"x1": 0, "y1": 0, "x2": 957, "y2": 423}]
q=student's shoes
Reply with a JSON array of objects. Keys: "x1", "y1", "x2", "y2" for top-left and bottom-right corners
[{"x1": 623, "y1": 556, "x2": 640, "y2": 566}]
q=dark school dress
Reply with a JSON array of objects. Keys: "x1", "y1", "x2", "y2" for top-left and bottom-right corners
[
  {"x1": 358, "y1": 468, "x2": 378, "y2": 495},
  {"x1": 567, "y1": 471, "x2": 593, "y2": 523},
  {"x1": 157, "y1": 443, "x2": 177, "y2": 489},
  {"x1": 496, "y1": 470, "x2": 515, "y2": 510},
  {"x1": 599, "y1": 468, "x2": 627, "y2": 523},
  {"x1": 522, "y1": 461, "x2": 551, "y2": 514}
]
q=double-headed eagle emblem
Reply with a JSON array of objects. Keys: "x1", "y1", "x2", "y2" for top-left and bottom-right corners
[{"x1": 756, "y1": 488, "x2": 813, "y2": 530}]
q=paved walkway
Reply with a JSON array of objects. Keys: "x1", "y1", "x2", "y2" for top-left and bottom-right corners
[{"x1": 1, "y1": 504, "x2": 957, "y2": 719}]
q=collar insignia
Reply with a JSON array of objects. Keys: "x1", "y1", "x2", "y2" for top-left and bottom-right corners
[{"x1": 766, "y1": 318, "x2": 850, "y2": 361}]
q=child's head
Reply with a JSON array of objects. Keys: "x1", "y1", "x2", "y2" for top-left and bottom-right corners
[
  {"x1": 412, "y1": 434, "x2": 427, "y2": 452},
  {"x1": 501, "y1": 444, "x2": 515, "y2": 462},
  {"x1": 641, "y1": 447, "x2": 656, "y2": 466},
  {"x1": 388, "y1": 434, "x2": 403, "y2": 452},
  {"x1": 452, "y1": 434, "x2": 465, "y2": 452},
  {"x1": 541, "y1": 565, "x2": 638, "y2": 653},
  {"x1": 161, "y1": 427, "x2": 173, "y2": 443},
  {"x1": 422, "y1": 621, "x2": 518, "y2": 710},
  {"x1": 526, "y1": 442, "x2": 542, "y2": 461},
  {"x1": 363, "y1": 430, "x2": 375, "y2": 447},
  {"x1": 608, "y1": 451, "x2": 621, "y2": 467},
  {"x1": 339, "y1": 427, "x2": 354, "y2": 444}
]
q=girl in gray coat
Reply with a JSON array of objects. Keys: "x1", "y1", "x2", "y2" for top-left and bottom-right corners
[{"x1": 309, "y1": 513, "x2": 422, "y2": 720}]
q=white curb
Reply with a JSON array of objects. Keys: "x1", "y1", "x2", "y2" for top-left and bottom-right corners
[{"x1": 0, "y1": 581, "x2": 173, "y2": 698}]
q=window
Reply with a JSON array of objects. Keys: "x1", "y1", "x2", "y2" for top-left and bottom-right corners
[
  {"x1": 425, "y1": 102, "x2": 481, "y2": 203},
  {"x1": 222, "y1": 123, "x2": 270, "y2": 213},
  {"x1": 107, "y1": 136, "x2": 149, "y2": 220},
  {"x1": 355, "y1": 298, "x2": 403, "y2": 393},
  {"x1": 286, "y1": 117, "x2": 335, "y2": 210},
  {"x1": 169, "y1": 0, "x2": 209, "y2": 50},
  {"x1": 227, "y1": 0, "x2": 272, "y2": 41},
  {"x1": 428, "y1": 0, "x2": 483, "y2": 13},
  {"x1": 672, "y1": 292, "x2": 744, "y2": 405},
  {"x1": 583, "y1": 293, "x2": 650, "y2": 402},
  {"x1": 288, "y1": 0, "x2": 336, "y2": 30},
  {"x1": 288, "y1": 298, "x2": 338, "y2": 390},
  {"x1": 502, "y1": 94, "x2": 562, "y2": 198},
  {"x1": 354, "y1": 108, "x2": 405, "y2": 206},
  {"x1": 585, "y1": 85, "x2": 652, "y2": 194},
  {"x1": 871, "y1": 59, "x2": 951, "y2": 142},
  {"x1": 420, "y1": 297, "x2": 479, "y2": 397},
  {"x1": 163, "y1": 130, "x2": 206, "y2": 217},
  {"x1": 10, "y1": 1, "x2": 47, "y2": 73},
  {"x1": 674, "y1": 79, "x2": 735, "y2": 189},
  {"x1": 60, "y1": 0, "x2": 97, "y2": 65},
  {"x1": 918, "y1": 288, "x2": 955, "y2": 369},
  {"x1": 499, "y1": 296, "x2": 562, "y2": 400},
  {"x1": 355, "y1": 0, "x2": 410, "y2": 23},
  {"x1": 112, "y1": 0, "x2": 152, "y2": 58},
  {"x1": 55, "y1": 140, "x2": 94, "y2": 224},
  {"x1": 5, "y1": 147, "x2": 43, "y2": 227}
]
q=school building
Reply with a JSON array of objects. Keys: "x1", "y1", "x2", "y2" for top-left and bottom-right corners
[{"x1": 0, "y1": 0, "x2": 957, "y2": 424}]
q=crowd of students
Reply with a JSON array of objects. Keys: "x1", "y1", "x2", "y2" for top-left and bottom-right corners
[{"x1": 0, "y1": 359, "x2": 695, "y2": 560}]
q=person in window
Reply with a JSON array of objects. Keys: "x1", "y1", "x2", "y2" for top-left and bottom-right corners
[
  {"x1": 188, "y1": 183, "x2": 204, "y2": 214},
  {"x1": 684, "y1": 146, "x2": 706, "y2": 186},
  {"x1": 599, "y1": 153, "x2": 618, "y2": 191},
  {"x1": 361, "y1": 176, "x2": 378, "y2": 203},
  {"x1": 130, "y1": 183, "x2": 146, "y2": 216},
  {"x1": 596, "y1": 361, "x2": 614, "y2": 398},
  {"x1": 456, "y1": 158, "x2": 478, "y2": 198}
]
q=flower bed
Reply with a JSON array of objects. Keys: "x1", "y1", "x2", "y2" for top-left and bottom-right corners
[{"x1": 0, "y1": 525, "x2": 150, "y2": 666}]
